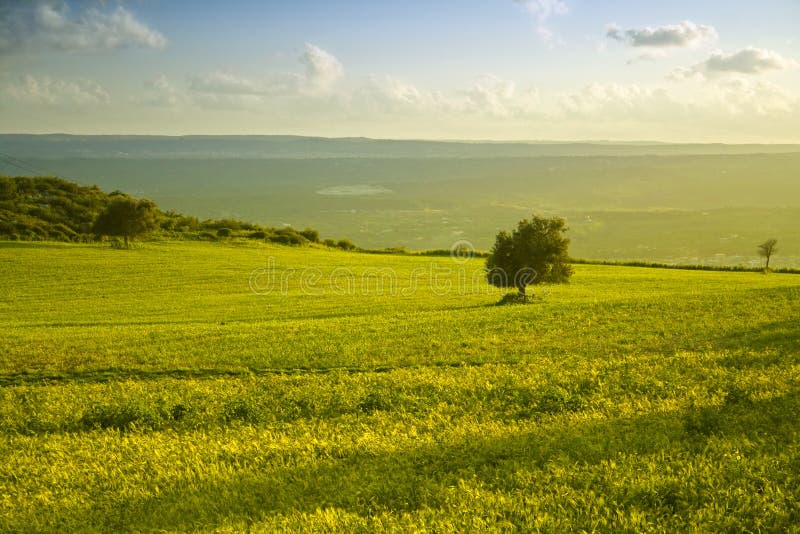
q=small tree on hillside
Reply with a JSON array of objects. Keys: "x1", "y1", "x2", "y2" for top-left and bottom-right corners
[
  {"x1": 757, "y1": 238, "x2": 778, "y2": 271},
  {"x1": 486, "y1": 215, "x2": 572, "y2": 298},
  {"x1": 93, "y1": 196, "x2": 159, "y2": 248}
]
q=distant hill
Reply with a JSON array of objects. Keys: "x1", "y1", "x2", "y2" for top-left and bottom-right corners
[{"x1": 2, "y1": 134, "x2": 800, "y2": 160}]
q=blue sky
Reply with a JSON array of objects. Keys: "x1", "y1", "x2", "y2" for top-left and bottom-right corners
[{"x1": 1, "y1": 0, "x2": 799, "y2": 141}]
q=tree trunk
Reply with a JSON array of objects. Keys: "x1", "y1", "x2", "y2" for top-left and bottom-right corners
[
  {"x1": 124, "y1": 234, "x2": 129, "y2": 249},
  {"x1": 766, "y1": 255, "x2": 770, "y2": 270},
  {"x1": 516, "y1": 283, "x2": 531, "y2": 299}
]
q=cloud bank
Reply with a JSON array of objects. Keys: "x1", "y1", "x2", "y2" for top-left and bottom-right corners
[{"x1": 5, "y1": 75, "x2": 110, "y2": 106}]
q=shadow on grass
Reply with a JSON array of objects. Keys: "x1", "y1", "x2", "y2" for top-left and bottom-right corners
[
  {"x1": 715, "y1": 318, "x2": 800, "y2": 365},
  {"x1": 0, "y1": 367, "x2": 253, "y2": 387},
  {"x1": 0, "y1": 240, "x2": 92, "y2": 249},
  {"x1": 0, "y1": 359, "x2": 529, "y2": 387},
  {"x1": 66, "y1": 392, "x2": 800, "y2": 532}
]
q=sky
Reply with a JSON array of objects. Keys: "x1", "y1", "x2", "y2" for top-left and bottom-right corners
[{"x1": 1, "y1": 0, "x2": 799, "y2": 142}]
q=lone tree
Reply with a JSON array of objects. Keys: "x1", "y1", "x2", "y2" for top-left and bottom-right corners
[
  {"x1": 486, "y1": 215, "x2": 572, "y2": 298},
  {"x1": 757, "y1": 238, "x2": 778, "y2": 271},
  {"x1": 93, "y1": 196, "x2": 159, "y2": 248}
]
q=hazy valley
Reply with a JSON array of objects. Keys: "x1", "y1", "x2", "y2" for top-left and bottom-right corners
[{"x1": 4, "y1": 135, "x2": 799, "y2": 266}]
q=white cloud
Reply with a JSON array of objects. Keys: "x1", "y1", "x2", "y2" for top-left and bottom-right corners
[
  {"x1": 629, "y1": 51, "x2": 669, "y2": 65},
  {"x1": 666, "y1": 67, "x2": 700, "y2": 82},
  {"x1": 186, "y1": 43, "x2": 343, "y2": 106},
  {"x1": 607, "y1": 21, "x2": 717, "y2": 48},
  {"x1": 462, "y1": 75, "x2": 542, "y2": 117},
  {"x1": 672, "y1": 47, "x2": 798, "y2": 80},
  {"x1": 357, "y1": 76, "x2": 439, "y2": 114},
  {"x1": 189, "y1": 72, "x2": 263, "y2": 95},
  {"x1": 708, "y1": 77, "x2": 798, "y2": 116},
  {"x1": 357, "y1": 75, "x2": 800, "y2": 139},
  {"x1": 4, "y1": 75, "x2": 110, "y2": 106},
  {"x1": 138, "y1": 75, "x2": 184, "y2": 107},
  {"x1": 464, "y1": 75, "x2": 517, "y2": 116},
  {"x1": 514, "y1": 0, "x2": 568, "y2": 45},
  {"x1": 557, "y1": 83, "x2": 682, "y2": 120},
  {"x1": 0, "y1": 1, "x2": 167, "y2": 53},
  {"x1": 190, "y1": 92, "x2": 266, "y2": 111},
  {"x1": 702, "y1": 47, "x2": 797, "y2": 74},
  {"x1": 356, "y1": 74, "x2": 542, "y2": 120},
  {"x1": 186, "y1": 72, "x2": 275, "y2": 110},
  {"x1": 300, "y1": 43, "x2": 344, "y2": 91},
  {"x1": 515, "y1": 0, "x2": 568, "y2": 20}
]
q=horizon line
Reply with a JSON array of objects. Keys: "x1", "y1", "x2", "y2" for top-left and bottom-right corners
[{"x1": 2, "y1": 133, "x2": 800, "y2": 146}]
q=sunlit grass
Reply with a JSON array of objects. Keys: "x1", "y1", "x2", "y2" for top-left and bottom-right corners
[{"x1": 1, "y1": 240, "x2": 799, "y2": 531}]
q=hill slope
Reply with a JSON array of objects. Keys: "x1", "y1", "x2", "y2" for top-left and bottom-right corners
[
  {"x1": 0, "y1": 176, "x2": 109, "y2": 240},
  {"x1": 1, "y1": 241, "x2": 799, "y2": 531}
]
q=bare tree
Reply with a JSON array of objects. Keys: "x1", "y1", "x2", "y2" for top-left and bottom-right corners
[{"x1": 757, "y1": 239, "x2": 778, "y2": 271}]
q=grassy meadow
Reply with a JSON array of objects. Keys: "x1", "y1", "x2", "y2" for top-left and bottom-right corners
[{"x1": 2, "y1": 240, "x2": 800, "y2": 531}]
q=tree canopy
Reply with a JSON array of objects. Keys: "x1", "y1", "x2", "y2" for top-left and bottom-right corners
[
  {"x1": 92, "y1": 196, "x2": 159, "y2": 247},
  {"x1": 486, "y1": 215, "x2": 572, "y2": 297}
]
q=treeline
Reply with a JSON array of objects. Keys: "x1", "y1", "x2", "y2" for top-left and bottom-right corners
[
  {"x1": 570, "y1": 257, "x2": 800, "y2": 275},
  {"x1": 0, "y1": 176, "x2": 356, "y2": 248}
]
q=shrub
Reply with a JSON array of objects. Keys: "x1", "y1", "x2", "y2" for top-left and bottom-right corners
[
  {"x1": 216, "y1": 228, "x2": 232, "y2": 237},
  {"x1": 269, "y1": 229, "x2": 308, "y2": 246},
  {"x1": 202, "y1": 218, "x2": 242, "y2": 231},
  {"x1": 221, "y1": 398, "x2": 263, "y2": 424},
  {"x1": 79, "y1": 403, "x2": 165, "y2": 431},
  {"x1": 299, "y1": 228, "x2": 320, "y2": 243},
  {"x1": 0, "y1": 177, "x2": 16, "y2": 201},
  {"x1": 337, "y1": 238, "x2": 356, "y2": 251},
  {"x1": 248, "y1": 230, "x2": 267, "y2": 239}
]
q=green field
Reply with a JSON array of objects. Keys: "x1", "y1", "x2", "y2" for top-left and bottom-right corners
[{"x1": 2, "y1": 240, "x2": 800, "y2": 531}]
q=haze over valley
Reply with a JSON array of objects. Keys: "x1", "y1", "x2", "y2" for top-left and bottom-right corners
[{"x1": 4, "y1": 134, "x2": 799, "y2": 265}]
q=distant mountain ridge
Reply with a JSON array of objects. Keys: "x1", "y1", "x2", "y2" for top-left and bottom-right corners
[{"x1": 2, "y1": 134, "x2": 800, "y2": 160}]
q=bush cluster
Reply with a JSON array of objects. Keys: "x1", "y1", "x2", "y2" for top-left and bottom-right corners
[{"x1": 0, "y1": 175, "x2": 357, "y2": 248}]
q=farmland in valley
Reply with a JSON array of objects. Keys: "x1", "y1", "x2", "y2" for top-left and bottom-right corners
[{"x1": 4, "y1": 135, "x2": 799, "y2": 266}]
